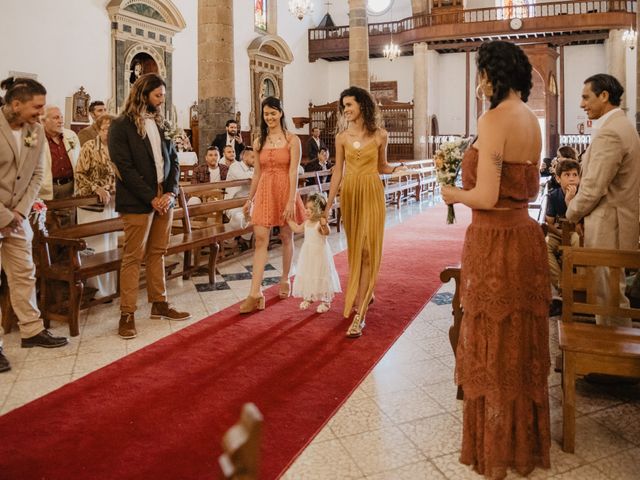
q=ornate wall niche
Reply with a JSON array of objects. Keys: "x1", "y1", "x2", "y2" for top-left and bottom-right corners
[
  {"x1": 106, "y1": 0, "x2": 185, "y2": 117},
  {"x1": 247, "y1": 35, "x2": 294, "y2": 136}
]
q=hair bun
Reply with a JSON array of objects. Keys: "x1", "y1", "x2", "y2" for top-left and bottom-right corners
[{"x1": 0, "y1": 77, "x2": 16, "y2": 91}]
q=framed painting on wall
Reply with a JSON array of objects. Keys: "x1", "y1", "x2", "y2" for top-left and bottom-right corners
[{"x1": 371, "y1": 81, "x2": 398, "y2": 102}]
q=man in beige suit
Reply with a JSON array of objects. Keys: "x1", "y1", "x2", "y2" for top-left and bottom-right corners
[
  {"x1": 566, "y1": 74, "x2": 640, "y2": 327},
  {"x1": 0, "y1": 77, "x2": 68, "y2": 373}
]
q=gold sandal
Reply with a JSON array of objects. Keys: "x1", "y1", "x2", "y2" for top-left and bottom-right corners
[
  {"x1": 279, "y1": 280, "x2": 291, "y2": 299},
  {"x1": 346, "y1": 313, "x2": 365, "y2": 338}
]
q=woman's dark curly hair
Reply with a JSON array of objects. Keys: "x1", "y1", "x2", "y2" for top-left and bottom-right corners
[
  {"x1": 339, "y1": 86, "x2": 382, "y2": 135},
  {"x1": 257, "y1": 96, "x2": 288, "y2": 152},
  {"x1": 477, "y1": 41, "x2": 532, "y2": 109}
]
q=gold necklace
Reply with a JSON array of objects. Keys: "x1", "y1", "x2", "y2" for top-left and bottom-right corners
[{"x1": 267, "y1": 135, "x2": 283, "y2": 148}]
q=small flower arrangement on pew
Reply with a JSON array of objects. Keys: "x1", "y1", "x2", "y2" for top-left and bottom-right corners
[
  {"x1": 162, "y1": 120, "x2": 193, "y2": 152},
  {"x1": 435, "y1": 138, "x2": 470, "y2": 224},
  {"x1": 29, "y1": 199, "x2": 47, "y2": 232}
]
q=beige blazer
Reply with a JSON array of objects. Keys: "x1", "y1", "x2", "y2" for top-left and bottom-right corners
[
  {"x1": 566, "y1": 110, "x2": 640, "y2": 250},
  {"x1": 39, "y1": 128, "x2": 80, "y2": 200},
  {"x1": 0, "y1": 113, "x2": 45, "y2": 227}
]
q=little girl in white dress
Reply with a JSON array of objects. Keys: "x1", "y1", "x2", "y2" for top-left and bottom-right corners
[{"x1": 287, "y1": 193, "x2": 341, "y2": 313}]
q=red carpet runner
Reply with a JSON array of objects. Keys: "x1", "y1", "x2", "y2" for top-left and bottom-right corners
[{"x1": 0, "y1": 204, "x2": 470, "y2": 480}]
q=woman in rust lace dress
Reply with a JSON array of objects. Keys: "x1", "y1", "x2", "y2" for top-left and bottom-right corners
[{"x1": 442, "y1": 41, "x2": 551, "y2": 479}]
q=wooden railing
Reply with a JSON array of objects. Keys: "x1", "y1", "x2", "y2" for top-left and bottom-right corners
[{"x1": 309, "y1": 0, "x2": 636, "y2": 42}]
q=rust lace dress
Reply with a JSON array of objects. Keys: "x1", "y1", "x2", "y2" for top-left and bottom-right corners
[
  {"x1": 251, "y1": 145, "x2": 305, "y2": 227},
  {"x1": 455, "y1": 146, "x2": 551, "y2": 479}
]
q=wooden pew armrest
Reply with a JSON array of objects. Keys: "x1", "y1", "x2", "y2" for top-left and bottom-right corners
[{"x1": 44, "y1": 236, "x2": 87, "y2": 250}]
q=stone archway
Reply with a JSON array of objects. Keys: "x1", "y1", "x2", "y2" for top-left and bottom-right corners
[
  {"x1": 247, "y1": 35, "x2": 294, "y2": 137},
  {"x1": 107, "y1": 0, "x2": 186, "y2": 117}
]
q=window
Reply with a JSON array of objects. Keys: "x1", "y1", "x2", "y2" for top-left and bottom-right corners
[
  {"x1": 367, "y1": 0, "x2": 393, "y2": 16},
  {"x1": 255, "y1": 0, "x2": 267, "y2": 31}
]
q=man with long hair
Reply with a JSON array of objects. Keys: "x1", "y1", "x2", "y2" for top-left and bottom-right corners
[
  {"x1": 0, "y1": 77, "x2": 68, "y2": 372},
  {"x1": 108, "y1": 73, "x2": 190, "y2": 339}
]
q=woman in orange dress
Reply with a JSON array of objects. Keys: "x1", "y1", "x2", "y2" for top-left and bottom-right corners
[
  {"x1": 239, "y1": 96, "x2": 305, "y2": 313},
  {"x1": 442, "y1": 41, "x2": 551, "y2": 478}
]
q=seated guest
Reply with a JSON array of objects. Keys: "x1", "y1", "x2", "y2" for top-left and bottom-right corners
[
  {"x1": 307, "y1": 127, "x2": 327, "y2": 164},
  {"x1": 539, "y1": 157, "x2": 553, "y2": 177},
  {"x1": 75, "y1": 114, "x2": 118, "y2": 298},
  {"x1": 546, "y1": 159, "x2": 582, "y2": 313},
  {"x1": 304, "y1": 147, "x2": 332, "y2": 185},
  {"x1": 211, "y1": 119, "x2": 244, "y2": 160},
  {"x1": 192, "y1": 146, "x2": 228, "y2": 184},
  {"x1": 225, "y1": 148, "x2": 255, "y2": 246},
  {"x1": 78, "y1": 100, "x2": 107, "y2": 146},
  {"x1": 220, "y1": 144, "x2": 236, "y2": 169},
  {"x1": 40, "y1": 105, "x2": 81, "y2": 201},
  {"x1": 548, "y1": 145, "x2": 579, "y2": 192}
]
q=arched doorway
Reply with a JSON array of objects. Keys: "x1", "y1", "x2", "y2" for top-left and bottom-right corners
[
  {"x1": 247, "y1": 35, "x2": 294, "y2": 137},
  {"x1": 107, "y1": 0, "x2": 186, "y2": 116}
]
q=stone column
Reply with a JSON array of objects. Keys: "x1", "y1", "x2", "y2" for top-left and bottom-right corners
[
  {"x1": 606, "y1": 29, "x2": 626, "y2": 109},
  {"x1": 198, "y1": 0, "x2": 235, "y2": 159},
  {"x1": 413, "y1": 42, "x2": 428, "y2": 159},
  {"x1": 349, "y1": 0, "x2": 369, "y2": 90}
]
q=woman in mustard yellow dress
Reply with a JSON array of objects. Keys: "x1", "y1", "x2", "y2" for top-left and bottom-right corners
[{"x1": 325, "y1": 86, "x2": 406, "y2": 338}]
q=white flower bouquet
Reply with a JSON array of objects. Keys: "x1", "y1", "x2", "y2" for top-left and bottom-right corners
[{"x1": 435, "y1": 138, "x2": 470, "y2": 224}]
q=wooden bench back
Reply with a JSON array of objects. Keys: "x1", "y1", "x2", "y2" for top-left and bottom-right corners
[
  {"x1": 561, "y1": 247, "x2": 640, "y2": 323},
  {"x1": 219, "y1": 403, "x2": 263, "y2": 480}
]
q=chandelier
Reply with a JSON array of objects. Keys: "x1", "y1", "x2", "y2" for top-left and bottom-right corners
[
  {"x1": 288, "y1": 0, "x2": 314, "y2": 20},
  {"x1": 383, "y1": 40, "x2": 401, "y2": 61},
  {"x1": 623, "y1": 28, "x2": 637, "y2": 49}
]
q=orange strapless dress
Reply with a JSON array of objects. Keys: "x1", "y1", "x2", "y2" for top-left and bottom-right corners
[
  {"x1": 455, "y1": 146, "x2": 551, "y2": 479},
  {"x1": 251, "y1": 146, "x2": 305, "y2": 227}
]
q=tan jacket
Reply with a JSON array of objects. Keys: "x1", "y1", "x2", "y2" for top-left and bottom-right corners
[
  {"x1": 39, "y1": 128, "x2": 81, "y2": 200},
  {"x1": 566, "y1": 110, "x2": 640, "y2": 250},
  {"x1": 0, "y1": 113, "x2": 45, "y2": 227}
]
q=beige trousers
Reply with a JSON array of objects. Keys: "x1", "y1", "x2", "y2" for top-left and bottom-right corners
[
  {"x1": 119, "y1": 209, "x2": 173, "y2": 314},
  {"x1": 0, "y1": 219, "x2": 44, "y2": 345},
  {"x1": 546, "y1": 232, "x2": 580, "y2": 291}
]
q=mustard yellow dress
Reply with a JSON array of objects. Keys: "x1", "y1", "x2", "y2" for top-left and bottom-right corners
[{"x1": 341, "y1": 140, "x2": 386, "y2": 318}]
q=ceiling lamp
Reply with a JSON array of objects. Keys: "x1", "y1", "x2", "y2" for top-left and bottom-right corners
[
  {"x1": 623, "y1": 28, "x2": 637, "y2": 49},
  {"x1": 288, "y1": 0, "x2": 314, "y2": 20},
  {"x1": 383, "y1": 40, "x2": 401, "y2": 61}
]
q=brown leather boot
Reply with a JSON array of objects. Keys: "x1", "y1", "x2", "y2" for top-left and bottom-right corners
[
  {"x1": 118, "y1": 313, "x2": 137, "y2": 339},
  {"x1": 150, "y1": 302, "x2": 191, "y2": 321}
]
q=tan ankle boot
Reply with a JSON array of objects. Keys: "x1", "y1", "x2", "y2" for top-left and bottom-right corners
[{"x1": 119, "y1": 313, "x2": 137, "y2": 339}]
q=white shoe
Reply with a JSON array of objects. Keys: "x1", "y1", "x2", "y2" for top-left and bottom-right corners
[
  {"x1": 316, "y1": 302, "x2": 330, "y2": 313},
  {"x1": 299, "y1": 300, "x2": 311, "y2": 310}
]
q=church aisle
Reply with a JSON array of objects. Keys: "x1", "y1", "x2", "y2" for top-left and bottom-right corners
[{"x1": 0, "y1": 198, "x2": 638, "y2": 479}]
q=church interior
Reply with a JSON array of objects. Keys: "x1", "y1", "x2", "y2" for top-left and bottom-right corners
[{"x1": 0, "y1": 1, "x2": 639, "y2": 479}]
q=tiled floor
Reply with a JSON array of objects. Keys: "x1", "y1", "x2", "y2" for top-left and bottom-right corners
[{"x1": 1, "y1": 198, "x2": 639, "y2": 479}]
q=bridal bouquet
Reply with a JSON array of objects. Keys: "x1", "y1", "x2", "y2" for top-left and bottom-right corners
[{"x1": 435, "y1": 138, "x2": 470, "y2": 224}]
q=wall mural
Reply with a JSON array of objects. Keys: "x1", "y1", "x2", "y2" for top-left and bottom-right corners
[{"x1": 255, "y1": 0, "x2": 267, "y2": 31}]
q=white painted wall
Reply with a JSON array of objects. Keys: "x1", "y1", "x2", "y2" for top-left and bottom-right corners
[
  {"x1": 436, "y1": 52, "x2": 467, "y2": 134},
  {"x1": 563, "y1": 44, "x2": 607, "y2": 134},
  {"x1": 0, "y1": 0, "x2": 112, "y2": 119}
]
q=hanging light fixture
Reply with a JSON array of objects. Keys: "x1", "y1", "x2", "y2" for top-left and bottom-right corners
[
  {"x1": 623, "y1": 27, "x2": 637, "y2": 49},
  {"x1": 288, "y1": 0, "x2": 314, "y2": 20},
  {"x1": 383, "y1": 3, "x2": 400, "y2": 61},
  {"x1": 383, "y1": 40, "x2": 401, "y2": 61}
]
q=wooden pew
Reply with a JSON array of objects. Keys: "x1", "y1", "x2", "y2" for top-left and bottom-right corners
[
  {"x1": 219, "y1": 403, "x2": 263, "y2": 480},
  {"x1": 38, "y1": 193, "x2": 251, "y2": 337},
  {"x1": 557, "y1": 247, "x2": 640, "y2": 453}
]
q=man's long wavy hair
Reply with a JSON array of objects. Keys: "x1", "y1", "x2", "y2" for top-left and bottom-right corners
[
  {"x1": 338, "y1": 86, "x2": 382, "y2": 135},
  {"x1": 122, "y1": 73, "x2": 166, "y2": 138}
]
